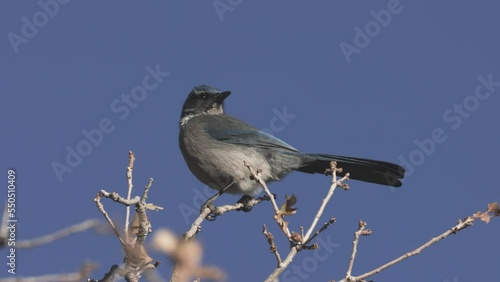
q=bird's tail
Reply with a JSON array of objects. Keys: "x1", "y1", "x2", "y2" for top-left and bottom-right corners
[{"x1": 296, "y1": 153, "x2": 405, "y2": 187}]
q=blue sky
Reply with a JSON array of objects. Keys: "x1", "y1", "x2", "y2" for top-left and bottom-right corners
[{"x1": 1, "y1": 1, "x2": 499, "y2": 281}]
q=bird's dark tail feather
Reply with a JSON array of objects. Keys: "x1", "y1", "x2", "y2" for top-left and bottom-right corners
[{"x1": 297, "y1": 153, "x2": 405, "y2": 187}]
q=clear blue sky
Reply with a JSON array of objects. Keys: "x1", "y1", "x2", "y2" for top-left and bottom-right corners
[{"x1": 1, "y1": 1, "x2": 499, "y2": 281}]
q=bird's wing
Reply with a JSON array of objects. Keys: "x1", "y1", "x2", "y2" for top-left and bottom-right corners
[{"x1": 204, "y1": 116, "x2": 299, "y2": 152}]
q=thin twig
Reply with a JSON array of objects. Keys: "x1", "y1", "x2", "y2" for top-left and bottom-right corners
[
  {"x1": 265, "y1": 162, "x2": 347, "y2": 282},
  {"x1": 263, "y1": 225, "x2": 283, "y2": 267},
  {"x1": 0, "y1": 261, "x2": 98, "y2": 282},
  {"x1": 16, "y1": 219, "x2": 100, "y2": 249},
  {"x1": 345, "y1": 220, "x2": 371, "y2": 279},
  {"x1": 184, "y1": 196, "x2": 267, "y2": 240},
  {"x1": 264, "y1": 248, "x2": 298, "y2": 282},
  {"x1": 94, "y1": 192, "x2": 125, "y2": 246},
  {"x1": 344, "y1": 217, "x2": 475, "y2": 282},
  {"x1": 244, "y1": 161, "x2": 280, "y2": 214},
  {"x1": 303, "y1": 217, "x2": 336, "y2": 247},
  {"x1": 125, "y1": 151, "x2": 136, "y2": 241},
  {"x1": 303, "y1": 162, "x2": 348, "y2": 244},
  {"x1": 244, "y1": 161, "x2": 293, "y2": 239}
]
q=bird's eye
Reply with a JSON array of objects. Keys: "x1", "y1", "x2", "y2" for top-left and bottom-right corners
[{"x1": 201, "y1": 94, "x2": 208, "y2": 99}]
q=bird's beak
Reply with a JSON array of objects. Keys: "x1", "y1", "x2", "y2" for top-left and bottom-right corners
[{"x1": 215, "y1": 91, "x2": 231, "y2": 102}]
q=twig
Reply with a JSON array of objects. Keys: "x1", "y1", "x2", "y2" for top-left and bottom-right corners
[
  {"x1": 263, "y1": 225, "x2": 283, "y2": 267},
  {"x1": 94, "y1": 191, "x2": 130, "y2": 246},
  {"x1": 0, "y1": 261, "x2": 98, "y2": 282},
  {"x1": 244, "y1": 161, "x2": 281, "y2": 214},
  {"x1": 265, "y1": 162, "x2": 347, "y2": 282},
  {"x1": 125, "y1": 151, "x2": 136, "y2": 241},
  {"x1": 184, "y1": 196, "x2": 268, "y2": 240},
  {"x1": 303, "y1": 217, "x2": 336, "y2": 246},
  {"x1": 264, "y1": 248, "x2": 298, "y2": 282},
  {"x1": 16, "y1": 219, "x2": 101, "y2": 249},
  {"x1": 244, "y1": 161, "x2": 294, "y2": 239},
  {"x1": 303, "y1": 161, "x2": 348, "y2": 244},
  {"x1": 345, "y1": 220, "x2": 371, "y2": 279},
  {"x1": 92, "y1": 153, "x2": 162, "y2": 282},
  {"x1": 344, "y1": 217, "x2": 475, "y2": 282}
]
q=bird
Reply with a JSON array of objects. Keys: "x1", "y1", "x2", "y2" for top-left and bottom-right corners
[{"x1": 179, "y1": 85, "x2": 405, "y2": 204}]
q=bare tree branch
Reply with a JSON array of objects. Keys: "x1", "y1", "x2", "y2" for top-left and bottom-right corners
[
  {"x1": 0, "y1": 261, "x2": 97, "y2": 282},
  {"x1": 263, "y1": 224, "x2": 282, "y2": 267},
  {"x1": 340, "y1": 201, "x2": 499, "y2": 282},
  {"x1": 345, "y1": 220, "x2": 371, "y2": 279},
  {"x1": 264, "y1": 161, "x2": 348, "y2": 282},
  {"x1": 15, "y1": 219, "x2": 101, "y2": 249},
  {"x1": 90, "y1": 151, "x2": 162, "y2": 282},
  {"x1": 125, "y1": 150, "x2": 136, "y2": 241}
]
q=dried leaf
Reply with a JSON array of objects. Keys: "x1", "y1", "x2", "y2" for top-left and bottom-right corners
[
  {"x1": 123, "y1": 242, "x2": 153, "y2": 267},
  {"x1": 487, "y1": 202, "x2": 500, "y2": 216},
  {"x1": 473, "y1": 202, "x2": 500, "y2": 224},
  {"x1": 278, "y1": 194, "x2": 298, "y2": 216}
]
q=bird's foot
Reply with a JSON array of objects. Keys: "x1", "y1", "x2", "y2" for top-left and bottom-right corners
[
  {"x1": 200, "y1": 192, "x2": 222, "y2": 221},
  {"x1": 237, "y1": 195, "x2": 255, "y2": 212}
]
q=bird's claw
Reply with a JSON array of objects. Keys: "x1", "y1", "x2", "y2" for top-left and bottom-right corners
[
  {"x1": 200, "y1": 201, "x2": 219, "y2": 221},
  {"x1": 237, "y1": 195, "x2": 255, "y2": 212}
]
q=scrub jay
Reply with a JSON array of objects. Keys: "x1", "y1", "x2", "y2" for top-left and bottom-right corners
[{"x1": 179, "y1": 85, "x2": 405, "y2": 202}]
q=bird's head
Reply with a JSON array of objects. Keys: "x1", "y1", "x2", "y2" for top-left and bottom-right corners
[{"x1": 180, "y1": 85, "x2": 231, "y2": 121}]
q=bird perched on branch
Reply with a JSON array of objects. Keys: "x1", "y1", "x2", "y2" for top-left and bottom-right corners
[{"x1": 179, "y1": 85, "x2": 405, "y2": 201}]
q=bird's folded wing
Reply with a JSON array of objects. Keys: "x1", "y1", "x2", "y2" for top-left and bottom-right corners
[{"x1": 207, "y1": 128, "x2": 299, "y2": 152}]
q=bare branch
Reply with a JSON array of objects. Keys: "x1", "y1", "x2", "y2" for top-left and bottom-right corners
[
  {"x1": 0, "y1": 261, "x2": 98, "y2": 282},
  {"x1": 244, "y1": 161, "x2": 281, "y2": 214},
  {"x1": 90, "y1": 152, "x2": 162, "y2": 282},
  {"x1": 303, "y1": 217, "x2": 336, "y2": 247},
  {"x1": 345, "y1": 220, "x2": 371, "y2": 279},
  {"x1": 263, "y1": 225, "x2": 283, "y2": 267},
  {"x1": 264, "y1": 162, "x2": 347, "y2": 282},
  {"x1": 303, "y1": 161, "x2": 348, "y2": 244},
  {"x1": 16, "y1": 219, "x2": 101, "y2": 249},
  {"x1": 184, "y1": 196, "x2": 268, "y2": 240},
  {"x1": 125, "y1": 151, "x2": 136, "y2": 241},
  {"x1": 343, "y1": 216, "x2": 475, "y2": 282}
]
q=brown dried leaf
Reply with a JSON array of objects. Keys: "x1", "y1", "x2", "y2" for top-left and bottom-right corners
[
  {"x1": 473, "y1": 202, "x2": 500, "y2": 224},
  {"x1": 487, "y1": 202, "x2": 500, "y2": 216},
  {"x1": 123, "y1": 242, "x2": 153, "y2": 267},
  {"x1": 278, "y1": 194, "x2": 298, "y2": 217}
]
